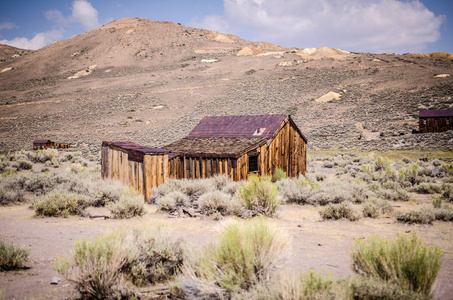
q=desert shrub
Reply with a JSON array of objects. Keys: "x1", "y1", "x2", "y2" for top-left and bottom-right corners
[
  {"x1": 0, "y1": 185, "x2": 25, "y2": 205},
  {"x1": 432, "y1": 196, "x2": 443, "y2": 208},
  {"x1": 361, "y1": 164, "x2": 374, "y2": 175},
  {"x1": 0, "y1": 239, "x2": 30, "y2": 271},
  {"x1": 398, "y1": 164, "x2": 420, "y2": 184},
  {"x1": 156, "y1": 191, "x2": 190, "y2": 211},
  {"x1": 16, "y1": 159, "x2": 33, "y2": 170},
  {"x1": 51, "y1": 157, "x2": 59, "y2": 168},
  {"x1": 180, "y1": 219, "x2": 289, "y2": 298},
  {"x1": 198, "y1": 190, "x2": 241, "y2": 217},
  {"x1": 122, "y1": 227, "x2": 185, "y2": 286},
  {"x1": 362, "y1": 198, "x2": 393, "y2": 218},
  {"x1": 238, "y1": 174, "x2": 280, "y2": 216},
  {"x1": 441, "y1": 184, "x2": 453, "y2": 202},
  {"x1": 70, "y1": 163, "x2": 84, "y2": 174},
  {"x1": 351, "y1": 233, "x2": 442, "y2": 296},
  {"x1": 377, "y1": 187, "x2": 410, "y2": 201},
  {"x1": 323, "y1": 161, "x2": 334, "y2": 168},
  {"x1": 429, "y1": 206, "x2": 453, "y2": 222},
  {"x1": 269, "y1": 270, "x2": 334, "y2": 300},
  {"x1": 10, "y1": 173, "x2": 68, "y2": 195},
  {"x1": 55, "y1": 227, "x2": 185, "y2": 298},
  {"x1": 396, "y1": 210, "x2": 435, "y2": 224},
  {"x1": 272, "y1": 168, "x2": 287, "y2": 182},
  {"x1": 222, "y1": 181, "x2": 241, "y2": 196},
  {"x1": 345, "y1": 276, "x2": 424, "y2": 300},
  {"x1": 319, "y1": 202, "x2": 361, "y2": 221},
  {"x1": 276, "y1": 177, "x2": 311, "y2": 204},
  {"x1": 33, "y1": 191, "x2": 90, "y2": 217},
  {"x1": 107, "y1": 190, "x2": 145, "y2": 219},
  {"x1": 374, "y1": 156, "x2": 390, "y2": 171},
  {"x1": 414, "y1": 182, "x2": 442, "y2": 194},
  {"x1": 441, "y1": 162, "x2": 453, "y2": 176}
]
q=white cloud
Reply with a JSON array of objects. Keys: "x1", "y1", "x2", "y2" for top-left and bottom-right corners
[
  {"x1": 71, "y1": 0, "x2": 100, "y2": 30},
  {"x1": 191, "y1": 0, "x2": 445, "y2": 53},
  {"x1": 0, "y1": 22, "x2": 16, "y2": 30},
  {"x1": 45, "y1": 0, "x2": 100, "y2": 30},
  {"x1": 0, "y1": 29, "x2": 63, "y2": 50}
]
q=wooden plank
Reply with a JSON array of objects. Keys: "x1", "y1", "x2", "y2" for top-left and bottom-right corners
[
  {"x1": 123, "y1": 151, "x2": 129, "y2": 185},
  {"x1": 206, "y1": 159, "x2": 211, "y2": 178},
  {"x1": 118, "y1": 151, "x2": 124, "y2": 183},
  {"x1": 143, "y1": 155, "x2": 152, "y2": 201},
  {"x1": 128, "y1": 161, "x2": 134, "y2": 190},
  {"x1": 112, "y1": 150, "x2": 118, "y2": 180},
  {"x1": 163, "y1": 154, "x2": 169, "y2": 183},
  {"x1": 101, "y1": 147, "x2": 106, "y2": 179},
  {"x1": 157, "y1": 155, "x2": 163, "y2": 186},
  {"x1": 224, "y1": 159, "x2": 228, "y2": 177},
  {"x1": 138, "y1": 162, "x2": 144, "y2": 195},
  {"x1": 201, "y1": 159, "x2": 206, "y2": 179}
]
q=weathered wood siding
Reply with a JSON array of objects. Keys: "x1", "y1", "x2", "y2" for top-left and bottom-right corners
[
  {"x1": 419, "y1": 117, "x2": 453, "y2": 133},
  {"x1": 101, "y1": 145, "x2": 169, "y2": 200},
  {"x1": 168, "y1": 119, "x2": 306, "y2": 181}
]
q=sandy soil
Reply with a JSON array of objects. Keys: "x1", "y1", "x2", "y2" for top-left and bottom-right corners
[{"x1": 0, "y1": 198, "x2": 452, "y2": 299}]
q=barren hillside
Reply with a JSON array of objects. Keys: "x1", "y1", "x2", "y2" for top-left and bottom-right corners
[{"x1": 0, "y1": 17, "x2": 452, "y2": 153}]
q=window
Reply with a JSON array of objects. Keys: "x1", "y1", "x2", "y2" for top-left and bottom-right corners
[
  {"x1": 447, "y1": 119, "x2": 450, "y2": 125},
  {"x1": 423, "y1": 119, "x2": 427, "y2": 125},
  {"x1": 249, "y1": 155, "x2": 258, "y2": 172},
  {"x1": 435, "y1": 119, "x2": 438, "y2": 125}
]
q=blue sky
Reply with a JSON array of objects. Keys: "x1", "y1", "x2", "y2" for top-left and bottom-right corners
[{"x1": 0, "y1": 0, "x2": 451, "y2": 54}]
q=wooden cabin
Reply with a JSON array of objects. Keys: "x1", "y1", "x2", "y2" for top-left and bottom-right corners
[
  {"x1": 33, "y1": 140, "x2": 54, "y2": 150},
  {"x1": 101, "y1": 141, "x2": 170, "y2": 200},
  {"x1": 419, "y1": 109, "x2": 453, "y2": 133},
  {"x1": 101, "y1": 114, "x2": 307, "y2": 200},
  {"x1": 164, "y1": 114, "x2": 307, "y2": 181},
  {"x1": 33, "y1": 140, "x2": 70, "y2": 150}
]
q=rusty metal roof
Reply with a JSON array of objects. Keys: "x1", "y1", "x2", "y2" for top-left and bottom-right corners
[
  {"x1": 102, "y1": 141, "x2": 169, "y2": 154},
  {"x1": 102, "y1": 141, "x2": 169, "y2": 162},
  {"x1": 186, "y1": 114, "x2": 288, "y2": 139},
  {"x1": 419, "y1": 109, "x2": 453, "y2": 118},
  {"x1": 164, "y1": 137, "x2": 267, "y2": 158},
  {"x1": 33, "y1": 140, "x2": 51, "y2": 144}
]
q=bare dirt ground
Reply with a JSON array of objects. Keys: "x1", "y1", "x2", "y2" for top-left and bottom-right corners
[{"x1": 0, "y1": 196, "x2": 452, "y2": 299}]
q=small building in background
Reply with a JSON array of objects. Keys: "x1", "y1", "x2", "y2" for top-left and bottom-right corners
[
  {"x1": 33, "y1": 140, "x2": 54, "y2": 150},
  {"x1": 33, "y1": 140, "x2": 70, "y2": 150},
  {"x1": 419, "y1": 109, "x2": 453, "y2": 133}
]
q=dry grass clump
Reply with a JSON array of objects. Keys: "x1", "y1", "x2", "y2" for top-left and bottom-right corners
[
  {"x1": 54, "y1": 227, "x2": 185, "y2": 299},
  {"x1": 276, "y1": 176, "x2": 311, "y2": 204},
  {"x1": 198, "y1": 190, "x2": 242, "y2": 218},
  {"x1": 0, "y1": 239, "x2": 30, "y2": 271},
  {"x1": 319, "y1": 201, "x2": 361, "y2": 221},
  {"x1": 351, "y1": 233, "x2": 442, "y2": 296},
  {"x1": 107, "y1": 188, "x2": 145, "y2": 219},
  {"x1": 238, "y1": 174, "x2": 280, "y2": 216},
  {"x1": 272, "y1": 168, "x2": 287, "y2": 182},
  {"x1": 362, "y1": 197, "x2": 393, "y2": 218},
  {"x1": 0, "y1": 185, "x2": 25, "y2": 205},
  {"x1": 33, "y1": 191, "x2": 90, "y2": 217},
  {"x1": 179, "y1": 219, "x2": 290, "y2": 298},
  {"x1": 344, "y1": 276, "x2": 424, "y2": 300},
  {"x1": 156, "y1": 191, "x2": 190, "y2": 211},
  {"x1": 270, "y1": 270, "x2": 333, "y2": 300}
]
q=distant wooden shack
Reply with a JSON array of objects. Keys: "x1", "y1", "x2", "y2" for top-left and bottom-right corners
[
  {"x1": 101, "y1": 141, "x2": 170, "y2": 200},
  {"x1": 419, "y1": 109, "x2": 453, "y2": 133},
  {"x1": 33, "y1": 140, "x2": 70, "y2": 150},
  {"x1": 101, "y1": 114, "x2": 307, "y2": 200},
  {"x1": 33, "y1": 140, "x2": 54, "y2": 150}
]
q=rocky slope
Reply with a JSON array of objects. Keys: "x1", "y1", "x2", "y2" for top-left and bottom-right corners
[{"x1": 0, "y1": 17, "x2": 452, "y2": 153}]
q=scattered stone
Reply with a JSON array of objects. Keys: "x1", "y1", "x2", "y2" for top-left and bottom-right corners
[
  {"x1": 278, "y1": 61, "x2": 293, "y2": 67},
  {"x1": 316, "y1": 92, "x2": 341, "y2": 103},
  {"x1": 1, "y1": 67, "x2": 12, "y2": 73},
  {"x1": 51, "y1": 276, "x2": 61, "y2": 285},
  {"x1": 200, "y1": 59, "x2": 218, "y2": 63}
]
